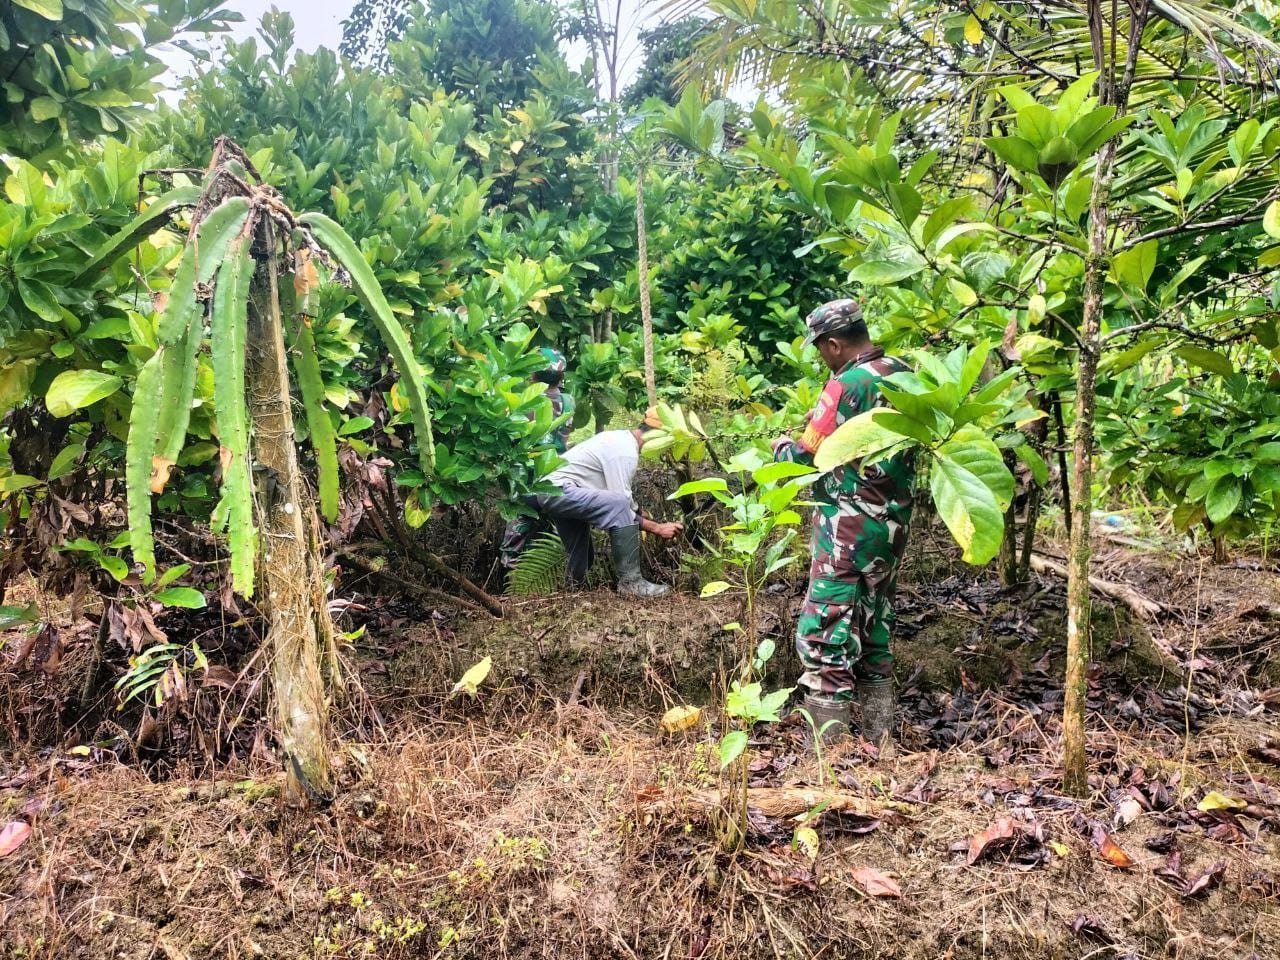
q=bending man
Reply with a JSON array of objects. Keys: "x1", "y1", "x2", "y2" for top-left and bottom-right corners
[
  {"x1": 530, "y1": 408, "x2": 683, "y2": 596},
  {"x1": 772, "y1": 299, "x2": 916, "y2": 746}
]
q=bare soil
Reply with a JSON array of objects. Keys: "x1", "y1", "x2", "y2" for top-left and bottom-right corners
[{"x1": 2, "y1": 538, "x2": 1280, "y2": 960}]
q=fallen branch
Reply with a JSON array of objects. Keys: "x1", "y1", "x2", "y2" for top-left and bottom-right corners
[
  {"x1": 639, "y1": 786, "x2": 914, "y2": 821},
  {"x1": 1030, "y1": 553, "x2": 1164, "y2": 621},
  {"x1": 337, "y1": 551, "x2": 485, "y2": 616}
]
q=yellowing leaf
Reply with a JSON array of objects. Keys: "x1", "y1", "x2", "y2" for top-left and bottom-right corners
[
  {"x1": 1048, "y1": 840, "x2": 1070, "y2": 857},
  {"x1": 660, "y1": 705, "x2": 702, "y2": 733},
  {"x1": 793, "y1": 826, "x2": 820, "y2": 860},
  {"x1": 150, "y1": 456, "x2": 175, "y2": 495},
  {"x1": 964, "y1": 15, "x2": 984, "y2": 43},
  {"x1": 699, "y1": 581, "x2": 731, "y2": 598},
  {"x1": 68, "y1": 745, "x2": 91, "y2": 757},
  {"x1": 390, "y1": 381, "x2": 410, "y2": 413},
  {"x1": 1265, "y1": 200, "x2": 1280, "y2": 240},
  {"x1": 450, "y1": 656, "x2": 493, "y2": 698},
  {"x1": 1197, "y1": 791, "x2": 1246, "y2": 812}
]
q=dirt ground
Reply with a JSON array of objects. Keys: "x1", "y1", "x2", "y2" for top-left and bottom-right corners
[{"x1": 2, "y1": 536, "x2": 1280, "y2": 960}]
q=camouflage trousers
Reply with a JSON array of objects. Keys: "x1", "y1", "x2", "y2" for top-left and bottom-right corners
[
  {"x1": 499, "y1": 511, "x2": 549, "y2": 570},
  {"x1": 795, "y1": 498, "x2": 910, "y2": 702}
]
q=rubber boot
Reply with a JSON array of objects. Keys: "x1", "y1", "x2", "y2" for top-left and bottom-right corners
[
  {"x1": 857, "y1": 676, "x2": 894, "y2": 750},
  {"x1": 797, "y1": 692, "x2": 850, "y2": 745},
  {"x1": 610, "y1": 524, "x2": 669, "y2": 597}
]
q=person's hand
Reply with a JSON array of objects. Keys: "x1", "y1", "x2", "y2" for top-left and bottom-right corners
[
  {"x1": 647, "y1": 520, "x2": 684, "y2": 540},
  {"x1": 771, "y1": 435, "x2": 791, "y2": 454}
]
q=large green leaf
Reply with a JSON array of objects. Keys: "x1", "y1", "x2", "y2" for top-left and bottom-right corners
[
  {"x1": 1205, "y1": 476, "x2": 1242, "y2": 524},
  {"x1": 300, "y1": 212, "x2": 435, "y2": 473},
  {"x1": 1110, "y1": 239, "x2": 1158, "y2": 293},
  {"x1": 12, "y1": 0, "x2": 63, "y2": 20},
  {"x1": 940, "y1": 427, "x2": 1016, "y2": 509},
  {"x1": 45, "y1": 370, "x2": 122, "y2": 417},
  {"x1": 1175, "y1": 345, "x2": 1234, "y2": 376},
  {"x1": 813, "y1": 410, "x2": 907, "y2": 473},
  {"x1": 929, "y1": 452, "x2": 1004, "y2": 565}
]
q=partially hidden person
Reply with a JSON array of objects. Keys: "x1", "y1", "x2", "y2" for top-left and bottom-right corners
[
  {"x1": 527, "y1": 406, "x2": 683, "y2": 596},
  {"x1": 500, "y1": 346, "x2": 577, "y2": 571},
  {"x1": 771, "y1": 298, "x2": 917, "y2": 748}
]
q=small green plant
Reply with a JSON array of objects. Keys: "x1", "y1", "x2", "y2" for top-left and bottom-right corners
[
  {"x1": 670, "y1": 446, "x2": 814, "y2": 664},
  {"x1": 715, "y1": 676, "x2": 794, "y2": 852}
]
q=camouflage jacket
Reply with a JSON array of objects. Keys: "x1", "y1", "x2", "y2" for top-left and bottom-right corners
[
  {"x1": 775, "y1": 349, "x2": 915, "y2": 516},
  {"x1": 545, "y1": 386, "x2": 575, "y2": 453}
]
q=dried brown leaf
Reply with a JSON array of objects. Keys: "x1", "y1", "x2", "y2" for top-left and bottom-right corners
[
  {"x1": 967, "y1": 817, "x2": 1018, "y2": 865},
  {"x1": 0, "y1": 820, "x2": 31, "y2": 858},
  {"x1": 851, "y1": 866, "x2": 902, "y2": 898}
]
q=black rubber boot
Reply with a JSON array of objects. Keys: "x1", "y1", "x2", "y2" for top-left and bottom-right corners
[
  {"x1": 610, "y1": 524, "x2": 669, "y2": 597},
  {"x1": 857, "y1": 677, "x2": 894, "y2": 748},
  {"x1": 798, "y1": 692, "x2": 850, "y2": 745}
]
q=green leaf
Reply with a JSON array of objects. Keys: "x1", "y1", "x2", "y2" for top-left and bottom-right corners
[
  {"x1": 12, "y1": 0, "x2": 63, "y2": 20},
  {"x1": 98, "y1": 555, "x2": 129, "y2": 582},
  {"x1": 941, "y1": 427, "x2": 1015, "y2": 509},
  {"x1": 752, "y1": 461, "x2": 817, "y2": 486},
  {"x1": 45, "y1": 370, "x2": 121, "y2": 417},
  {"x1": 1205, "y1": 477, "x2": 1241, "y2": 524},
  {"x1": 985, "y1": 136, "x2": 1040, "y2": 173},
  {"x1": 849, "y1": 253, "x2": 926, "y2": 285},
  {"x1": 671, "y1": 477, "x2": 729, "y2": 499},
  {"x1": 700, "y1": 581, "x2": 731, "y2": 598},
  {"x1": 1110, "y1": 239, "x2": 1158, "y2": 293},
  {"x1": 29, "y1": 96, "x2": 61, "y2": 122},
  {"x1": 1015, "y1": 444, "x2": 1050, "y2": 487},
  {"x1": 156, "y1": 563, "x2": 192, "y2": 589},
  {"x1": 0, "y1": 360, "x2": 37, "y2": 416},
  {"x1": 929, "y1": 452, "x2": 1005, "y2": 565},
  {"x1": 718, "y1": 730, "x2": 748, "y2": 769},
  {"x1": 813, "y1": 410, "x2": 905, "y2": 473},
  {"x1": 47, "y1": 440, "x2": 84, "y2": 481},
  {"x1": 0, "y1": 474, "x2": 41, "y2": 493},
  {"x1": 300, "y1": 212, "x2": 435, "y2": 473},
  {"x1": 154, "y1": 587, "x2": 206, "y2": 609},
  {"x1": 1175, "y1": 345, "x2": 1234, "y2": 377},
  {"x1": 337, "y1": 415, "x2": 374, "y2": 436},
  {"x1": 0, "y1": 603, "x2": 39, "y2": 629}
]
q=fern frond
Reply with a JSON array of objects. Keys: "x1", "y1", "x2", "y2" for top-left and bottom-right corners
[{"x1": 507, "y1": 533, "x2": 566, "y2": 596}]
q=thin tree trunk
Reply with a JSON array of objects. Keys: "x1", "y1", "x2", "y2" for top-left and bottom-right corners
[
  {"x1": 1063, "y1": 0, "x2": 1147, "y2": 798},
  {"x1": 245, "y1": 220, "x2": 334, "y2": 806},
  {"x1": 635, "y1": 158, "x2": 657, "y2": 408},
  {"x1": 998, "y1": 453, "x2": 1020, "y2": 587},
  {"x1": 1018, "y1": 478, "x2": 1042, "y2": 584},
  {"x1": 1051, "y1": 391, "x2": 1072, "y2": 536}
]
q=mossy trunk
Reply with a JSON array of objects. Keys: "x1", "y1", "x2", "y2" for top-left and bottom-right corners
[{"x1": 245, "y1": 220, "x2": 335, "y2": 805}]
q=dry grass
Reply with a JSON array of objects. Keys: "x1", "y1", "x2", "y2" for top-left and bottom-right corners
[{"x1": 3, "y1": 689, "x2": 1279, "y2": 960}]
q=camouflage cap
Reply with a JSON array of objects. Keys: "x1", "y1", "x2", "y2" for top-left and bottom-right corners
[
  {"x1": 803, "y1": 298, "x2": 865, "y2": 345},
  {"x1": 538, "y1": 346, "x2": 567, "y2": 375}
]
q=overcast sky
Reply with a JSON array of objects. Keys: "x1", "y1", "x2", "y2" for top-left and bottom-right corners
[{"x1": 165, "y1": 0, "x2": 660, "y2": 90}]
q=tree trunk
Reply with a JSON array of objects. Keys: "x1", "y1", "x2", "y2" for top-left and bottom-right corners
[
  {"x1": 998, "y1": 453, "x2": 1021, "y2": 587},
  {"x1": 245, "y1": 220, "x2": 335, "y2": 805},
  {"x1": 635, "y1": 158, "x2": 657, "y2": 408},
  {"x1": 1063, "y1": 0, "x2": 1147, "y2": 798}
]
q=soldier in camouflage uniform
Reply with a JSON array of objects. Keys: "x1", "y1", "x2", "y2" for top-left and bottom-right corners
[
  {"x1": 771, "y1": 299, "x2": 915, "y2": 747},
  {"x1": 500, "y1": 347, "x2": 577, "y2": 571}
]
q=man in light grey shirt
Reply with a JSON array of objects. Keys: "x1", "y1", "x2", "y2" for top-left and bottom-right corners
[{"x1": 528, "y1": 409, "x2": 682, "y2": 596}]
